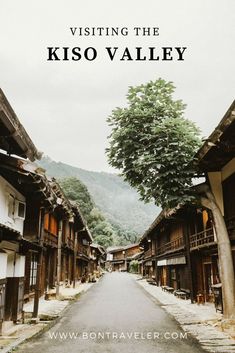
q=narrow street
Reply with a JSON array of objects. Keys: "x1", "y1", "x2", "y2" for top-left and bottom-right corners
[{"x1": 17, "y1": 273, "x2": 206, "y2": 353}]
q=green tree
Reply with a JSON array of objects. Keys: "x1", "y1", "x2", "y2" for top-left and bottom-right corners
[
  {"x1": 129, "y1": 260, "x2": 139, "y2": 273},
  {"x1": 106, "y1": 79, "x2": 201, "y2": 209},
  {"x1": 59, "y1": 177, "x2": 93, "y2": 219},
  {"x1": 106, "y1": 78, "x2": 235, "y2": 320},
  {"x1": 59, "y1": 177, "x2": 114, "y2": 248}
]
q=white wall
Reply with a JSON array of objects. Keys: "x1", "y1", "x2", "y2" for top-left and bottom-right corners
[
  {"x1": 208, "y1": 158, "x2": 235, "y2": 216},
  {"x1": 6, "y1": 252, "x2": 15, "y2": 277},
  {"x1": 6, "y1": 252, "x2": 25, "y2": 278},
  {"x1": 0, "y1": 253, "x2": 8, "y2": 279},
  {"x1": 106, "y1": 253, "x2": 113, "y2": 261},
  {"x1": 14, "y1": 255, "x2": 25, "y2": 277},
  {"x1": 0, "y1": 175, "x2": 26, "y2": 234}
]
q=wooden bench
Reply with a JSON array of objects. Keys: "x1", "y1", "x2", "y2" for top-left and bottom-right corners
[
  {"x1": 162, "y1": 286, "x2": 174, "y2": 293},
  {"x1": 161, "y1": 286, "x2": 168, "y2": 291},
  {"x1": 174, "y1": 288, "x2": 190, "y2": 300},
  {"x1": 147, "y1": 278, "x2": 157, "y2": 286},
  {"x1": 196, "y1": 293, "x2": 205, "y2": 304}
]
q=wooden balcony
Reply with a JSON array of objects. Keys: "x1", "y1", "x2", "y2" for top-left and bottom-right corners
[
  {"x1": 190, "y1": 227, "x2": 216, "y2": 250},
  {"x1": 43, "y1": 232, "x2": 58, "y2": 247},
  {"x1": 113, "y1": 255, "x2": 125, "y2": 261},
  {"x1": 156, "y1": 236, "x2": 184, "y2": 256},
  {"x1": 77, "y1": 245, "x2": 90, "y2": 257},
  {"x1": 144, "y1": 248, "x2": 154, "y2": 259},
  {"x1": 66, "y1": 237, "x2": 74, "y2": 250}
]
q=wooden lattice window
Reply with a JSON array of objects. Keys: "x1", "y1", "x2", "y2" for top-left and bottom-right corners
[{"x1": 30, "y1": 253, "x2": 38, "y2": 290}]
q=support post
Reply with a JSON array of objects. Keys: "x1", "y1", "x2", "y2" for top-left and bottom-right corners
[
  {"x1": 33, "y1": 207, "x2": 44, "y2": 318},
  {"x1": 56, "y1": 220, "x2": 63, "y2": 298},
  {"x1": 184, "y1": 214, "x2": 194, "y2": 304},
  {"x1": 73, "y1": 232, "x2": 78, "y2": 288}
]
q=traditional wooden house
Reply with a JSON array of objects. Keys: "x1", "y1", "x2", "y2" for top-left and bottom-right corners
[
  {"x1": 76, "y1": 212, "x2": 93, "y2": 281},
  {"x1": 0, "y1": 88, "x2": 41, "y2": 162},
  {"x1": 186, "y1": 206, "x2": 218, "y2": 303},
  {"x1": 90, "y1": 243, "x2": 106, "y2": 278},
  {"x1": 194, "y1": 100, "x2": 235, "y2": 307},
  {"x1": 140, "y1": 204, "x2": 217, "y2": 302},
  {"x1": 139, "y1": 226, "x2": 156, "y2": 278},
  {"x1": 0, "y1": 89, "x2": 42, "y2": 330},
  {"x1": 0, "y1": 153, "x2": 62, "y2": 313},
  {"x1": 106, "y1": 247, "x2": 125, "y2": 271},
  {"x1": 106, "y1": 244, "x2": 141, "y2": 272},
  {"x1": 0, "y1": 89, "x2": 95, "y2": 331},
  {"x1": 41, "y1": 179, "x2": 76, "y2": 297},
  {"x1": 140, "y1": 209, "x2": 191, "y2": 289}
]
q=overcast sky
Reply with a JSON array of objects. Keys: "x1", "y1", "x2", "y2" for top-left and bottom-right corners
[{"x1": 0, "y1": 0, "x2": 234, "y2": 172}]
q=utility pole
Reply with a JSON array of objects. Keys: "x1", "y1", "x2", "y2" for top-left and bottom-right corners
[
  {"x1": 56, "y1": 220, "x2": 63, "y2": 298},
  {"x1": 33, "y1": 207, "x2": 44, "y2": 319},
  {"x1": 73, "y1": 232, "x2": 78, "y2": 288},
  {"x1": 184, "y1": 213, "x2": 194, "y2": 304}
]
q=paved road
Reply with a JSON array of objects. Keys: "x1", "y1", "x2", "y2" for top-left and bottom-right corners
[{"x1": 17, "y1": 273, "x2": 206, "y2": 353}]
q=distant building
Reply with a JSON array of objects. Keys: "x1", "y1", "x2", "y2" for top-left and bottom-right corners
[{"x1": 106, "y1": 244, "x2": 141, "y2": 272}]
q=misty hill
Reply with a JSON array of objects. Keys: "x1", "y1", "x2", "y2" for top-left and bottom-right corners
[{"x1": 38, "y1": 156, "x2": 160, "y2": 236}]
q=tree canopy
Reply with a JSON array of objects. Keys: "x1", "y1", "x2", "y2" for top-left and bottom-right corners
[
  {"x1": 59, "y1": 177, "x2": 115, "y2": 248},
  {"x1": 106, "y1": 78, "x2": 202, "y2": 209}
]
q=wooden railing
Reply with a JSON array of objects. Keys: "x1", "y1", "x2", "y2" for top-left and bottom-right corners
[
  {"x1": 113, "y1": 255, "x2": 125, "y2": 260},
  {"x1": 190, "y1": 228, "x2": 216, "y2": 250},
  {"x1": 66, "y1": 237, "x2": 74, "y2": 250},
  {"x1": 43, "y1": 232, "x2": 58, "y2": 247},
  {"x1": 144, "y1": 248, "x2": 154, "y2": 259},
  {"x1": 156, "y1": 236, "x2": 184, "y2": 256},
  {"x1": 77, "y1": 245, "x2": 90, "y2": 257}
]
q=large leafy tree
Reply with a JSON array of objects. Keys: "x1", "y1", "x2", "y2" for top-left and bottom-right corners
[
  {"x1": 107, "y1": 79, "x2": 201, "y2": 209},
  {"x1": 106, "y1": 78, "x2": 235, "y2": 320}
]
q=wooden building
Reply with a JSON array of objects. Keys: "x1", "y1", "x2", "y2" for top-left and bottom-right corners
[
  {"x1": 140, "y1": 100, "x2": 235, "y2": 309},
  {"x1": 140, "y1": 208, "x2": 190, "y2": 289},
  {"x1": 187, "y1": 207, "x2": 218, "y2": 303},
  {"x1": 140, "y1": 205, "x2": 217, "y2": 300},
  {"x1": 195, "y1": 100, "x2": 235, "y2": 307},
  {"x1": 90, "y1": 243, "x2": 106, "y2": 279},
  {"x1": 0, "y1": 89, "x2": 42, "y2": 331},
  {"x1": 106, "y1": 244, "x2": 141, "y2": 272},
  {"x1": 76, "y1": 213, "x2": 93, "y2": 282},
  {"x1": 0, "y1": 89, "x2": 95, "y2": 333}
]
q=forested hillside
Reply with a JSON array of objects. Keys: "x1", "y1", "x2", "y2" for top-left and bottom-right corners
[
  {"x1": 38, "y1": 156, "x2": 160, "y2": 242},
  {"x1": 59, "y1": 177, "x2": 115, "y2": 247}
]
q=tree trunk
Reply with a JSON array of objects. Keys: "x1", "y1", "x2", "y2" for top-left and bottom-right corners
[{"x1": 201, "y1": 190, "x2": 235, "y2": 319}]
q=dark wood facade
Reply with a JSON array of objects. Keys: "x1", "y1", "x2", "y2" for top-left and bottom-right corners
[
  {"x1": 140, "y1": 100, "x2": 235, "y2": 310},
  {"x1": 106, "y1": 244, "x2": 141, "y2": 272},
  {"x1": 140, "y1": 204, "x2": 223, "y2": 304},
  {"x1": 0, "y1": 90, "x2": 96, "y2": 333}
]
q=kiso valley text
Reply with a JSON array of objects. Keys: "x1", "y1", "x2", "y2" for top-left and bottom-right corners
[{"x1": 47, "y1": 47, "x2": 187, "y2": 61}]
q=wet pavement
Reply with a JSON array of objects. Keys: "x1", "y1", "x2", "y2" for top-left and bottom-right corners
[{"x1": 16, "y1": 272, "x2": 206, "y2": 353}]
